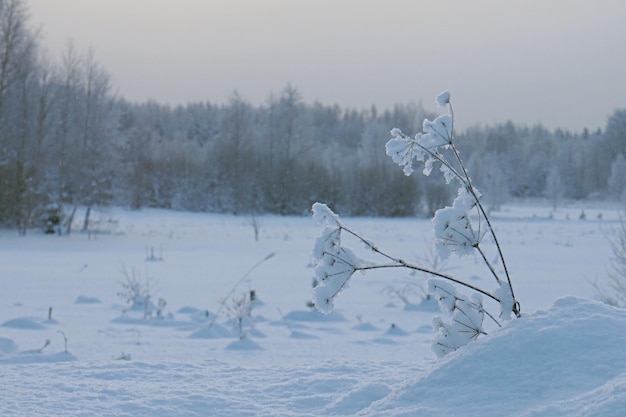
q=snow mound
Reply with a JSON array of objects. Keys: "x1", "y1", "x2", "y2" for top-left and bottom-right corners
[
  {"x1": 384, "y1": 324, "x2": 409, "y2": 336},
  {"x1": 361, "y1": 297, "x2": 626, "y2": 416},
  {"x1": 283, "y1": 309, "x2": 347, "y2": 322},
  {"x1": 0, "y1": 352, "x2": 78, "y2": 365},
  {"x1": 1, "y1": 317, "x2": 47, "y2": 330},
  {"x1": 0, "y1": 337, "x2": 18, "y2": 355},
  {"x1": 352, "y1": 322, "x2": 379, "y2": 331},
  {"x1": 176, "y1": 306, "x2": 203, "y2": 315},
  {"x1": 289, "y1": 330, "x2": 318, "y2": 339},
  {"x1": 189, "y1": 323, "x2": 233, "y2": 339},
  {"x1": 225, "y1": 338, "x2": 263, "y2": 351},
  {"x1": 74, "y1": 296, "x2": 101, "y2": 304},
  {"x1": 1, "y1": 298, "x2": 625, "y2": 415}
]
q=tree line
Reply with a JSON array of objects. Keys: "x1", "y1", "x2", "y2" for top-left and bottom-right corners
[{"x1": 1, "y1": 0, "x2": 626, "y2": 234}]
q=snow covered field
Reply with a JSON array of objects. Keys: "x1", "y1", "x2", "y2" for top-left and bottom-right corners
[{"x1": 1, "y1": 203, "x2": 625, "y2": 416}]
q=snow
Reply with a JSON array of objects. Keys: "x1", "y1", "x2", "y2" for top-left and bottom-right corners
[
  {"x1": 1, "y1": 204, "x2": 625, "y2": 416},
  {"x1": 366, "y1": 296, "x2": 626, "y2": 417},
  {"x1": 436, "y1": 90, "x2": 451, "y2": 108},
  {"x1": 432, "y1": 188, "x2": 481, "y2": 259}
]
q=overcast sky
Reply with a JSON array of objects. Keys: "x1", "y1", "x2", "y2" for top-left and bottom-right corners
[{"x1": 27, "y1": 0, "x2": 626, "y2": 131}]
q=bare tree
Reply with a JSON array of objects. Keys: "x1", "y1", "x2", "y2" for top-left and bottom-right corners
[
  {"x1": 50, "y1": 45, "x2": 115, "y2": 233},
  {"x1": 78, "y1": 49, "x2": 115, "y2": 232},
  {"x1": 51, "y1": 42, "x2": 82, "y2": 233},
  {"x1": 0, "y1": 0, "x2": 37, "y2": 115},
  {"x1": 0, "y1": 0, "x2": 42, "y2": 231},
  {"x1": 608, "y1": 154, "x2": 626, "y2": 203},
  {"x1": 545, "y1": 166, "x2": 564, "y2": 211}
]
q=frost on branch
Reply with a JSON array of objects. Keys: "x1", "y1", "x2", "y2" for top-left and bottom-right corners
[
  {"x1": 436, "y1": 90, "x2": 451, "y2": 107},
  {"x1": 494, "y1": 281, "x2": 515, "y2": 320},
  {"x1": 421, "y1": 114, "x2": 453, "y2": 149},
  {"x1": 432, "y1": 188, "x2": 484, "y2": 260},
  {"x1": 385, "y1": 113, "x2": 453, "y2": 179},
  {"x1": 311, "y1": 203, "x2": 367, "y2": 314},
  {"x1": 311, "y1": 202, "x2": 342, "y2": 228},
  {"x1": 385, "y1": 128, "x2": 421, "y2": 176},
  {"x1": 429, "y1": 279, "x2": 486, "y2": 358}
]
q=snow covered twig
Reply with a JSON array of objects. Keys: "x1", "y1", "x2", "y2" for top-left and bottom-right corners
[{"x1": 310, "y1": 91, "x2": 521, "y2": 356}]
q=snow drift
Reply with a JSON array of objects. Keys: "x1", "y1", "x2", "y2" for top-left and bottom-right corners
[
  {"x1": 2, "y1": 296, "x2": 626, "y2": 416},
  {"x1": 363, "y1": 296, "x2": 626, "y2": 416}
]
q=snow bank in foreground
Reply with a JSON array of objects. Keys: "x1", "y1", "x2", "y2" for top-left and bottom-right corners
[
  {"x1": 2, "y1": 297, "x2": 626, "y2": 416},
  {"x1": 363, "y1": 296, "x2": 626, "y2": 416}
]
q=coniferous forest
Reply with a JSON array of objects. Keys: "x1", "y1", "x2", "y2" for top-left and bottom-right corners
[{"x1": 1, "y1": 0, "x2": 626, "y2": 234}]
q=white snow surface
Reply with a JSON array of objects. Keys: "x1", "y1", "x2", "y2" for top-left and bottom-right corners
[{"x1": 1, "y1": 204, "x2": 625, "y2": 416}]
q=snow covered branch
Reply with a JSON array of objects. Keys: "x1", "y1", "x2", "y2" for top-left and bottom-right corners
[
  {"x1": 385, "y1": 91, "x2": 519, "y2": 318},
  {"x1": 310, "y1": 91, "x2": 521, "y2": 357}
]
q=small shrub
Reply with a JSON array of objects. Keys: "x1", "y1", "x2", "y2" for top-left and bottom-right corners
[
  {"x1": 245, "y1": 213, "x2": 263, "y2": 242},
  {"x1": 205, "y1": 253, "x2": 274, "y2": 336},
  {"x1": 117, "y1": 264, "x2": 162, "y2": 319},
  {"x1": 225, "y1": 290, "x2": 257, "y2": 340}
]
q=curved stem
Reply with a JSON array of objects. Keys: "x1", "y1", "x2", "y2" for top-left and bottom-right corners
[
  {"x1": 475, "y1": 244, "x2": 501, "y2": 285},
  {"x1": 448, "y1": 101, "x2": 455, "y2": 139},
  {"x1": 466, "y1": 179, "x2": 516, "y2": 299},
  {"x1": 481, "y1": 306, "x2": 502, "y2": 328},
  {"x1": 411, "y1": 132, "x2": 512, "y2": 296},
  {"x1": 340, "y1": 224, "x2": 502, "y2": 304},
  {"x1": 444, "y1": 104, "x2": 517, "y2": 307}
]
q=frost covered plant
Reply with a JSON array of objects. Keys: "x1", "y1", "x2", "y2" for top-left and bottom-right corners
[
  {"x1": 225, "y1": 290, "x2": 257, "y2": 340},
  {"x1": 311, "y1": 91, "x2": 520, "y2": 357},
  {"x1": 206, "y1": 253, "x2": 274, "y2": 334},
  {"x1": 117, "y1": 264, "x2": 160, "y2": 319},
  {"x1": 429, "y1": 280, "x2": 489, "y2": 357}
]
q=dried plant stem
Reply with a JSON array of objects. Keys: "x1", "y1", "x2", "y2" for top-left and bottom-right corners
[{"x1": 207, "y1": 252, "x2": 275, "y2": 331}]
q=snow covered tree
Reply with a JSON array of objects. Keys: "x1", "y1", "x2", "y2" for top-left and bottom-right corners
[
  {"x1": 310, "y1": 91, "x2": 520, "y2": 357},
  {"x1": 608, "y1": 154, "x2": 626, "y2": 202},
  {"x1": 604, "y1": 109, "x2": 626, "y2": 160},
  {"x1": 75, "y1": 49, "x2": 116, "y2": 232},
  {"x1": 479, "y1": 152, "x2": 509, "y2": 212},
  {"x1": 51, "y1": 42, "x2": 83, "y2": 226},
  {"x1": 0, "y1": 0, "x2": 40, "y2": 230},
  {"x1": 545, "y1": 166, "x2": 564, "y2": 210},
  {"x1": 48, "y1": 44, "x2": 117, "y2": 233},
  {"x1": 212, "y1": 91, "x2": 256, "y2": 212}
]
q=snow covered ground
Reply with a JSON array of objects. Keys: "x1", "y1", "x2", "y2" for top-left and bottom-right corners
[{"x1": 1, "y1": 203, "x2": 625, "y2": 416}]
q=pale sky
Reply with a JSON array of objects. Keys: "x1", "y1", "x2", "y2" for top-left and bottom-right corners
[{"x1": 27, "y1": 0, "x2": 626, "y2": 131}]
